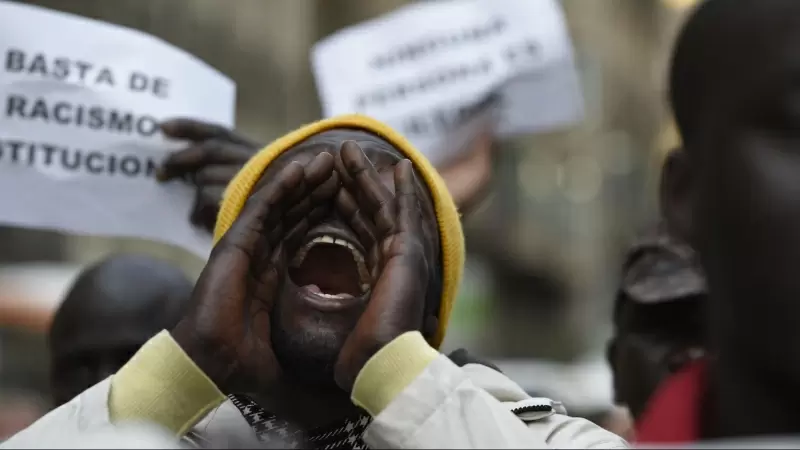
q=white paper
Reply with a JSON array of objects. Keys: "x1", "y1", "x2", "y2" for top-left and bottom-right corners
[
  {"x1": 311, "y1": 0, "x2": 584, "y2": 166},
  {"x1": 0, "y1": 1, "x2": 235, "y2": 257}
]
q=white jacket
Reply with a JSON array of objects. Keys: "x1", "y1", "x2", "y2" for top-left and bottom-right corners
[{"x1": 3, "y1": 353, "x2": 627, "y2": 449}]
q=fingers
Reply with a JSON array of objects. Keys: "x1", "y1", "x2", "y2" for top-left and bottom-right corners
[
  {"x1": 394, "y1": 159, "x2": 422, "y2": 234},
  {"x1": 335, "y1": 188, "x2": 381, "y2": 278},
  {"x1": 283, "y1": 203, "x2": 332, "y2": 255},
  {"x1": 158, "y1": 140, "x2": 254, "y2": 181},
  {"x1": 303, "y1": 152, "x2": 337, "y2": 191},
  {"x1": 254, "y1": 153, "x2": 338, "y2": 275},
  {"x1": 338, "y1": 141, "x2": 397, "y2": 237},
  {"x1": 190, "y1": 185, "x2": 226, "y2": 232},
  {"x1": 285, "y1": 170, "x2": 339, "y2": 224},
  {"x1": 334, "y1": 188, "x2": 378, "y2": 248},
  {"x1": 334, "y1": 148, "x2": 355, "y2": 188},
  {"x1": 161, "y1": 118, "x2": 257, "y2": 147},
  {"x1": 221, "y1": 161, "x2": 305, "y2": 257},
  {"x1": 262, "y1": 153, "x2": 338, "y2": 250}
]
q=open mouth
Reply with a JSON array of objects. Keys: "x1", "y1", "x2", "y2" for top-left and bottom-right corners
[{"x1": 289, "y1": 233, "x2": 371, "y2": 299}]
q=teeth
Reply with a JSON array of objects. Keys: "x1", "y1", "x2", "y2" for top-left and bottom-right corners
[
  {"x1": 289, "y1": 234, "x2": 372, "y2": 293},
  {"x1": 357, "y1": 266, "x2": 370, "y2": 287},
  {"x1": 316, "y1": 292, "x2": 349, "y2": 299}
]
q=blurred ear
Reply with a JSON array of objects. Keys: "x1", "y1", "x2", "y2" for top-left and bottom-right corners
[
  {"x1": 660, "y1": 147, "x2": 695, "y2": 245},
  {"x1": 437, "y1": 127, "x2": 494, "y2": 216}
]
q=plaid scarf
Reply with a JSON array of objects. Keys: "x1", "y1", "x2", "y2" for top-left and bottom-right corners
[
  {"x1": 229, "y1": 394, "x2": 371, "y2": 449},
  {"x1": 221, "y1": 349, "x2": 492, "y2": 449}
]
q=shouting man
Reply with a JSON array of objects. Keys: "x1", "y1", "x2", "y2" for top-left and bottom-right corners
[{"x1": 6, "y1": 116, "x2": 626, "y2": 449}]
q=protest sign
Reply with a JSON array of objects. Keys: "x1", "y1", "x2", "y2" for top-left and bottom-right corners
[
  {"x1": 311, "y1": 0, "x2": 584, "y2": 166},
  {"x1": 0, "y1": 1, "x2": 235, "y2": 257}
]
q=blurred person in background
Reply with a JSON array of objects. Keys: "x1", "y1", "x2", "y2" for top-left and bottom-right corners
[
  {"x1": 5, "y1": 116, "x2": 627, "y2": 449},
  {"x1": 606, "y1": 220, "x2": 705, "y2": 430},
  {"x1": 636, "y1": 0, "x2": 800, "y2": 444},
  {"x1": 48, "y1": 253, "x2": 193, "y2": 408},
  {"x1": 158, "y1": 119, "x2": 262, "y2": 234}
]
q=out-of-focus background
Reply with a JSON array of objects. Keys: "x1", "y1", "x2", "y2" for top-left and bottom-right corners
[{"x1": 0, "y1": 0, "x2": 697, "y2": 421}]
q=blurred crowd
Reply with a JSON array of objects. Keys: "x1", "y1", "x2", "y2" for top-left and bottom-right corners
[{"x1": 2, "y1": 0, "x2": 800, "y2": 448}]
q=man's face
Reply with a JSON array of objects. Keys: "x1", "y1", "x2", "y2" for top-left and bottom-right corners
[
  {"x1": 686, "y1": 22, "x2": 800, "y2": 377},
  {"x1": 263, "y1": 129, "x2": 440, "y2": 386}
]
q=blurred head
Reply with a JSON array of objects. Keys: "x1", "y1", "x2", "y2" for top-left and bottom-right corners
[
  {"x1": 48, "y1": 254, "x2": 192, "y2": 406},
  {"x1": 259, "y1": 129, "x2": 442, "y2": 387},
  {"x1": 663, "y1": 0, "x2": 800, "y2": 381},
  {"x1": 607, "y1": 223, "x2": 706, "y2": 420}
]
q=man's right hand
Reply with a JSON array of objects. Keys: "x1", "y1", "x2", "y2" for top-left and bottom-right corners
[
  {"x1": 171, "y1": 152, "x2": 339, "y2": 394},
  {"x1": 158, "y1": 119, "x2": 262, "y2": 233}
]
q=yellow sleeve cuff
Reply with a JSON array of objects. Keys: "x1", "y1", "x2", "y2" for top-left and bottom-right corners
[
  {"x1": 351, "y1": 331, "x2": 439, "y2": 417},
  {"x1": 109, "y1": 330, "x2": 226, "y2": 436}
]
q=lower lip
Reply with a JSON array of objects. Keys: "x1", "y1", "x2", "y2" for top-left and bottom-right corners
[{"x1": 300, "y1": 286, "x2": 367, "y2": 312}]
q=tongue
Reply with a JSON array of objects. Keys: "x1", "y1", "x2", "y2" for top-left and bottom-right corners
[
  {"x1": 304, "y1": 284, "x2": 354, "y2": 298},
  {"x1": 290, "y1": 244, "x2": 364, "y2": 296},
  {"x1": 305, "y1": 284, "x2": 321, "y2": 293}
]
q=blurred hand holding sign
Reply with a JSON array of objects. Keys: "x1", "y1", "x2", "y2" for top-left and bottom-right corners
[
  {"x1": 311, "y1": 0, "x2": 584, "y2": 167},
  {"x1": 0, "y1": 1, "x2": 235, "y2": 257}
]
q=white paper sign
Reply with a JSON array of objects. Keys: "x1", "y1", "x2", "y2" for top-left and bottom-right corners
[
  {"x1": 0, "y1": 1, "x2": 235, "y2": 257},
  {"x1": 311, "y1": 0, "x2": 584, "y2": 166}
]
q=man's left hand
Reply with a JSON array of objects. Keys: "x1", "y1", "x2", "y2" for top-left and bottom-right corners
[{"x1": 333, "y1": 141, "x2": 431, "y2": 393}]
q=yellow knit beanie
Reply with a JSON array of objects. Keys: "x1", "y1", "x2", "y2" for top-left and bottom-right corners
[{"x1": 213, "y1": 114, "x2": 464, "y2": 349}]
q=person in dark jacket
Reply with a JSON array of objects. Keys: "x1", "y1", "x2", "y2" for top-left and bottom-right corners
[
  {"x1": 607, "y1": 221, "x2": 705, "y2": 422},
  {"x1": 637, "y1": 0, "x2": 800, "y2": 443}
]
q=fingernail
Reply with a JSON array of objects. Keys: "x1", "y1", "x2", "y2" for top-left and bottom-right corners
[
  {"x1": 159, "y1": 121, "x2": 176, "y2": 135},
  {"x1": 341, "y1": 140, "x2": 361, "y2": 155}
]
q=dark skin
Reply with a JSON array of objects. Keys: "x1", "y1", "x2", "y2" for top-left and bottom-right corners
[
  {"x1": 49, "y1": 254, "x2": 192, "y2": 407},
  {"x1": 157, "y1": 119, "x2": 260, "y2": 233},
  {"x1": 157, "y1": 119, "x2": 493, "y2": 232},
  {"x1": 171, "y1": 130, "x2": 441, "y2": 430},
  {"x1": 663, "y1": 0, "x2": 800, "y2": 439}
]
